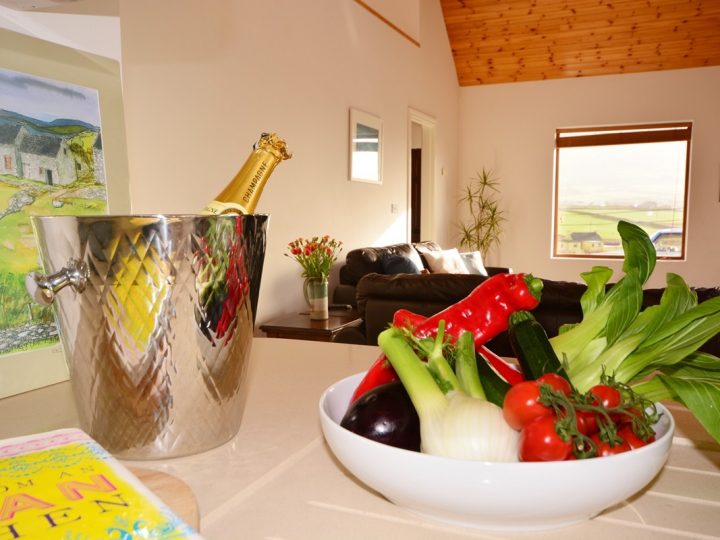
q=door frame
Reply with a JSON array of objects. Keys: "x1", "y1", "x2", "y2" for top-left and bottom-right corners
[{"x1": 407, "y1": 108, "x2": 437, "y2": 242}]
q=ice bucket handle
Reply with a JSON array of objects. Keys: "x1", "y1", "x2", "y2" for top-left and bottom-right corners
[{"x1": 25, "y1": 258, "x2": 89, "y2": 305}]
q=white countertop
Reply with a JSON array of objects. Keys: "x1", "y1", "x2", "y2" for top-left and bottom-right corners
[{"x1": 1, "y1": 337, "x2": 719, "y2": 539}]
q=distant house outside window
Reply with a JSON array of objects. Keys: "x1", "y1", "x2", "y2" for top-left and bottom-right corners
[{"x1": 553, "y1": 122, "x2": 691, "y2": 260}]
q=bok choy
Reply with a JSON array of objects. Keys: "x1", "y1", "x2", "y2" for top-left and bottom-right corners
[
  {"x1": 378, "y1": 322, "x2": 519, "y2": 461},
  {"x1": 549, "y1": 220, "x2": 720, "y2": 442}
]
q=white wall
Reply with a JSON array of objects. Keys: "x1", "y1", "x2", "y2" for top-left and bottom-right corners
[
  {"x1": 118, "y1": 0, "x2": 460, "y2": 325},
  {"x1": 459, "y1": 67, "x2": 720, "y2": 289},
  {"x1": 0, "y1": 5, "x2": 121, "y2": 60}
]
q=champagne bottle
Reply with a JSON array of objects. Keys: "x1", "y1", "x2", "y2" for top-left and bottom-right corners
[{"x1": 202, "y1": 132, "x2": 292, "y2": 215}]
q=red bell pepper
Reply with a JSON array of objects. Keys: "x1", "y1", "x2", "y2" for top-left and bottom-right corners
[
  {"x1": 350, "y1": 273, "x2": 542, "y2": 403},
  {"x1": 393, "y1": 273, "x2": 542, "y2": 347},
  {"x1": 477, "y1": 343, "x2": 525, "y2": 385},
  {"x1": 349, "y1": 354, "x2": 399, "y2": 402}
]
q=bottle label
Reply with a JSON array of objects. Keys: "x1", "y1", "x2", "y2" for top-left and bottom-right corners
[
  {"x1": 202, "y1": 200, "x2": 250, "y2": 215},
  {"x1": 243, "y1": 160, "x2": 269, "y2": 204},
  {"x1": 201, "y1": 132, "x2": 292, "y2": 215}
]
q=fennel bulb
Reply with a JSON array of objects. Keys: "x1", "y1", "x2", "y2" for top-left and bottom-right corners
[{"x1": 378, "y1": 324, "x2": 518, "y2": 462}]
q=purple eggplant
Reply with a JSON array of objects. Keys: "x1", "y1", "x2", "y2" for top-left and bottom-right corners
[{"x1": 341, "y1": 381, "x2": 420, "y2": 451}]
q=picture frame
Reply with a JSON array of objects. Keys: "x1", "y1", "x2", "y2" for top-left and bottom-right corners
[
  {"x1": 349, "y1": 108, "x2": 382, "y2": 184},
  {"x1": 0, "y1": 28, "x2": 131, "y2": 398}
]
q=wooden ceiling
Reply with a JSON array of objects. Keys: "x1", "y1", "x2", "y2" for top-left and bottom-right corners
[{"x1": 440, "y1": 0, "x2": 720, "y2": 86}]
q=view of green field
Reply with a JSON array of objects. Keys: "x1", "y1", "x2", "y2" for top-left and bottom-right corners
[
  {"x1": 556, "y1": 206, "x2": 684, "y2": 256},
  {"x1": 0, "y1": 176, "x2": 107, "y2": 352},
  {"x1": 557, "y1": 207, "x2": 683, "y2": 240}
]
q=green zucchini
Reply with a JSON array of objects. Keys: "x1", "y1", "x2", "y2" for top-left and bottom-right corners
[
  {"x1": 474, "y1": 353, "x2": 511, "y2": 407},
  {"x1": 508, "y1": 311, "x2": 570, "y2": 380}
]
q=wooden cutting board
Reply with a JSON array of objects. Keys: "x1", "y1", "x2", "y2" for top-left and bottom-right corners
[{"x1": 131, "y1": 467, "x2": 200, "y2": 531}]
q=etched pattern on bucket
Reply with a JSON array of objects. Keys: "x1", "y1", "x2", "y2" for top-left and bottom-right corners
[{"x1": 31, "y1": 214, "x2": 268, "y2": 459}]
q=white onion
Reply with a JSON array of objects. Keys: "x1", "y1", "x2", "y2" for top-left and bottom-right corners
[{"x1": 421, "y1": 392, "x2": 519, "y2": 462}]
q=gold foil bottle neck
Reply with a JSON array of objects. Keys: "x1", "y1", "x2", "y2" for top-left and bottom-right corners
[
  {"x1": 256, "y1": 132, "x2": 292, "y2": 161},
  {"x1": 202, "y1": 132, "x2": 291, "y2": 216}
]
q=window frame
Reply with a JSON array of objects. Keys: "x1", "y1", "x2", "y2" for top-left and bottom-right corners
[{"x1": 553, "y1": 121, "x2": 692, "y2": 261}]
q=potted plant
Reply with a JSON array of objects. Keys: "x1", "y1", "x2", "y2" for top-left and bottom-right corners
[{"x1": 457, "y1": 168, "x2": 506, "y2": 258}]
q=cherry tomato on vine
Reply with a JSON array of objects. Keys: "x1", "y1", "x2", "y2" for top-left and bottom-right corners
[
  {"x1": 575, "y1": 410, "x2": 599, "y2": 436},
  {"x1": 569, "y1": 409, "x2": 592, "y2": 436},
  {"x1": 589, "y1": 384, "x2": 622, "y2": 409},
  {"x1": 591, "y1": 433, "x2": 631, "y2": 457},
  {"x1": 502, "y1": 381, "x2": 553, "y2": 430},
  {"x1": 519, "y1": 415, "x2": 572, "y2": 462},
  {"x1": 589, "y1": 384, "x2": 623, "y2": 422},
  {"x1": 619, "y1": 407, "x2": 645, "y2": 426},
  {"x1": 618, "y1": 425, "x2": 655, "y2": 449},
  {"x1": 536, "y1": 373, "x2": 573, "y2": 396}
]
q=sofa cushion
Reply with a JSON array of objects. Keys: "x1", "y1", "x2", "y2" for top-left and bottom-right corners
[
  {"x1": 459, "y1": 251, "x2": 488, "y2": 276},
  {"x1": 340, "y1": 243, "x2": 423, "y2": 286},
  {"x1": 424, "y1": 248, "x2": 469, "y2": 274},
  {"x1": 380, "y1": 253, "x2": 422, "y2": 274},
  {"x1": 412, "y1": 241, "x2": 443, "y2": 269}
]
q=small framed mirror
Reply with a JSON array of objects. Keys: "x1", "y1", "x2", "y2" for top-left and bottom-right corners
[{"x1": 349, "y1": 108, "x2": 382, "y2": 184}]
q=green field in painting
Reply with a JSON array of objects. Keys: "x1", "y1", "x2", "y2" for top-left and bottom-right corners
[{"x1": 0, "y1": 177, "x2": 106, "y2": 332}]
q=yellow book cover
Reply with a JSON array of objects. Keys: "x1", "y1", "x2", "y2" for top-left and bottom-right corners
[{"x1": 0, "y1": 428, "x2": 203, "y2": 539}]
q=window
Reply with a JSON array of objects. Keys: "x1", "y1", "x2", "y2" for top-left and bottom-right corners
[
  {"x1": 349, "y1": 108, "x2": 382, "y2": 184},
  {"x1": 553, "y1": 122, "x2": 691, "y2": 260}
]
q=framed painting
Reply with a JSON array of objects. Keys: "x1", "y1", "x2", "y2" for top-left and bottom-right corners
[
  {"x1": 0, "y1": 28, "x2": 130, "y2": 398},
  {"x1": 349, "y1": 108, "x2": 382, "y2": 184}
]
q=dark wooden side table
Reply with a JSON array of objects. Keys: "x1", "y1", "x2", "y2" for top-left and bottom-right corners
[{"x1": 259, "y1": 310, "x2": 363, "y2": 342}]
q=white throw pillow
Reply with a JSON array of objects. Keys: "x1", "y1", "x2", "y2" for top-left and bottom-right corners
[
  {"x1": 424, "y1": 248, "x2": 469, "y2": 274},
  {"x1": 459, "y1": 251, "x2": 488, "y2": 276}
]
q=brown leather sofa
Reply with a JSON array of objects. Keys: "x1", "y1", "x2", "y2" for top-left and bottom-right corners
[
  {"x1": 332, "y1": 243, "x2": 720, "y2": 358},
  {"x1": 332, "y1": 241, "x2": 509, "y2": 308}
]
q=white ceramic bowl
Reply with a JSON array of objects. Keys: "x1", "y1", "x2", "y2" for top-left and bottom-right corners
[{"x1": 319, "y1": 372, "x2": 675, "y2": 531}]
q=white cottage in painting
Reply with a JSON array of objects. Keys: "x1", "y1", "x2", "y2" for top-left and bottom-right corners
[
  {"x1": 0, "y1": 124, "x2": 22, "y2": 176},
  {"x1": 17, "y1": 132, "x2": 77, "y2": 186}
]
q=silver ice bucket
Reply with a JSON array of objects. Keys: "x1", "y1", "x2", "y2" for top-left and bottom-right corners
[{"x1": 27, "y1": 214, "x2": 268, "y2": 459}]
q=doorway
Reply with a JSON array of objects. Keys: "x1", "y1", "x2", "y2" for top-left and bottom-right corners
[
  {"x1": 410, "y1": 147, "x2": 422, "y2": 242},
  {"x1": 408, "y1": 109, "x2": 436, "y2": 243}
]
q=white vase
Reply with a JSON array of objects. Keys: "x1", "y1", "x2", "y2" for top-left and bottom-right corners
[{"x1": 303, "y1": 277, "x2": 329, "y2": 320}]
